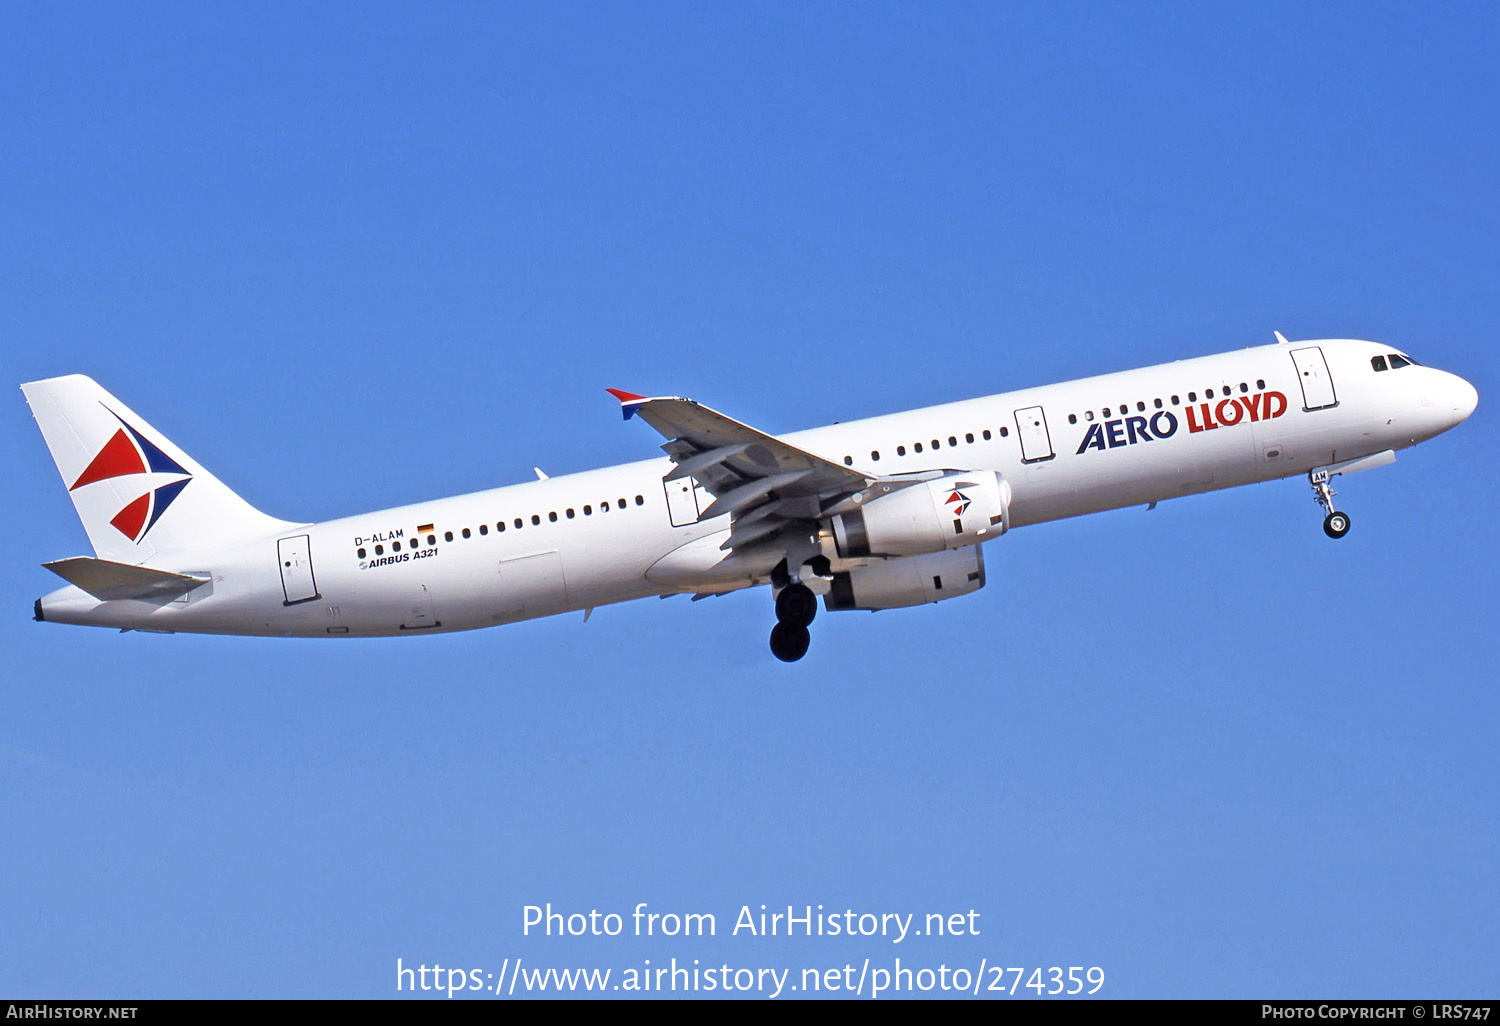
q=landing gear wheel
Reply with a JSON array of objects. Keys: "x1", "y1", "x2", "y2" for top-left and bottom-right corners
[
  {"x1": 770, "y1": 622, "x2": 811, "y2": 662},
  {"x1": 775, "y1": 582, "x2": 818, "y2": 626},
  {"x1": 1323, "y1": 511, "x2": 1351, "y2": 539},
  {"x1": 1310, "y1": 469, "x2": 1352, "y2": 539}
]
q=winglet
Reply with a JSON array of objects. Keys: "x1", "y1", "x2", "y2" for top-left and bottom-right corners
[
  {"x1": 606, "y1": 388, "x2": 649, "y2": 420},
  {"x1": 1274, "y1": 330, "x2": 1290, "y2": 345}
]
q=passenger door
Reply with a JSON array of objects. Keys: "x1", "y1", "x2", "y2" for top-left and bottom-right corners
[
  {"x1": 277, "y1": 534, "x2": 319, "y2": 605},
  {"x1": 1290, "y1": 347, "x2": 1338, "y2": 410}
]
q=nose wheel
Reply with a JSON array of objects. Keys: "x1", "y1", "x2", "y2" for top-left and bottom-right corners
[
  {"x1": 770, "y1": 582, "x2": 817, "y2": 662},
  {"x1": 1323, "y1": 511, "x2": 1351, "y2": 539},
  {"x1": 1310, "y1": 469, "x2": 1351, "y2": 539}
]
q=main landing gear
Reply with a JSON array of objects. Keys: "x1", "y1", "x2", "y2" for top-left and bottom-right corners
[
  {"x1": 1310, "y1": 469, "x2": 1352, "y2": 539},
  {"x1": 770, "y1": 581, "x2": 817, "y2": 662}
]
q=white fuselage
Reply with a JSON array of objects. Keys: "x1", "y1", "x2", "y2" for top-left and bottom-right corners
[{"x1": 35, "y1": 339, "x2": 1477, "y2": 637}]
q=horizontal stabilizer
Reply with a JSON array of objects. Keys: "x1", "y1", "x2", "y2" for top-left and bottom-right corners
[{"x1": 43, "y1": 557, "x2": 208, "y2": 601}]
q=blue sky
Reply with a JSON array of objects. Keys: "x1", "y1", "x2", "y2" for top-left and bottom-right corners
[{"x1": 2, "y1": 1, "x2": 1496, "y2": 999}]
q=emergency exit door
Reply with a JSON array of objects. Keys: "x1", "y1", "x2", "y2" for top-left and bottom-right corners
[
  {"x1": 663, "y1": 477, "x2": 705, "y2": 527},
  {"x1": 1013, "y1": 406, "x2": 1056, "y2": 463},
  {"x1": 277, "y1": 534, "x2": 319, "y2": 605}
]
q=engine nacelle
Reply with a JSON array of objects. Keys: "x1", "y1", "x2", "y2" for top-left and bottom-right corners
[
  {"x1": 830, "y1": 470, "x2": 1010, "y2": 558},
  {"x1": 824, "y1": 546, "x2": 986, "y2": 611}
]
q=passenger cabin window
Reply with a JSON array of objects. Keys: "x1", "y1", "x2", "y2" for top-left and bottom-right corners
[
  {"x1": 1372, "y1": 355, "x2": 1388, "y2": 371},
  {"x1": 982, "y1": 429, "x2": 992, "y2": 440},
  {"x1": 444, "y1": 531, "x2": 454, "y2": 541},
  {"x1": 897, "y1": 445, "x2": 906, "y2": 456}
]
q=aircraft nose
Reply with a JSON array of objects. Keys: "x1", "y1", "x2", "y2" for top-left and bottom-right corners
[{"x1": 1451, "y1": 373, "x2": 1479, "y2": 426}]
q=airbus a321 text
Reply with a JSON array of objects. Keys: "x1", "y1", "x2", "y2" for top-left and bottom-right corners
[{"x1": 24, "y1": 334, "x2": 1477, "y2": 661}]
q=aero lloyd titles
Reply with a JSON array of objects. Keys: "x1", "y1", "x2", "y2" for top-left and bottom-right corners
[{"x1": 1075, "y1": 386, "x2": 1288, "y2": 454}]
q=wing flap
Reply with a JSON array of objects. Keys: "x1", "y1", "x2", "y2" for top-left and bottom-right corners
[
  {"x1": 697, "y1": 470, "x2": 812, "y2": 521},
  {"x1": 663, "y1": 442, "x2": 752, "y2": 482}
]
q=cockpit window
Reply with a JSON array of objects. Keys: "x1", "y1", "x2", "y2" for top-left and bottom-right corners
[
  {"x1": 1389, "y1": 354, "x2": 1411, "y2": 369},
  {"x1": 1371, "y1": 355, "x2": 1388, "y2": 372}
]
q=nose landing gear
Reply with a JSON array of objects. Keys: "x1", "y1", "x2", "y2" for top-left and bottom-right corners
[
  {"x1": 1310, "y1": 469, "x2": 1351, "y2": 539},
  {"x1": 770, "y1": 581, "x2": 817, "y2": 662},
  {"x1": 1305, "y1": 451, "x2": 1399, "y2": 539}
]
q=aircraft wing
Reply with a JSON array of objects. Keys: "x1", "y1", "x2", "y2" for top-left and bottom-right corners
[{"x1": 608, "y1": 390, "x2": 870, "y2": 551}]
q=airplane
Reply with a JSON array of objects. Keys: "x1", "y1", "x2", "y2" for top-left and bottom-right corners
[{"x1": 23, "y1": 333, "x2": 1477, "y2": 661}]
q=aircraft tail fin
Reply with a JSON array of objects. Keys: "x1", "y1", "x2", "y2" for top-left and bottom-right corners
[{"x1": 21, "y1": 374, "x2": 296, "y2": 563}]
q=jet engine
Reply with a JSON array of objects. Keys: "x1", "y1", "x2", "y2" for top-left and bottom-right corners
[
  {"x1": 824, "y1": 546, "x2": 985, "y2": 611},
  {"x1": 830, "y1": 471, "x2": 1010, "y2": 558}
]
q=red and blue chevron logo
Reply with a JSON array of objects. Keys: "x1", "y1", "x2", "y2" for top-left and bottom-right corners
[{"x1": 69, "y1": 411, "x2": 192, "y2": 542}]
